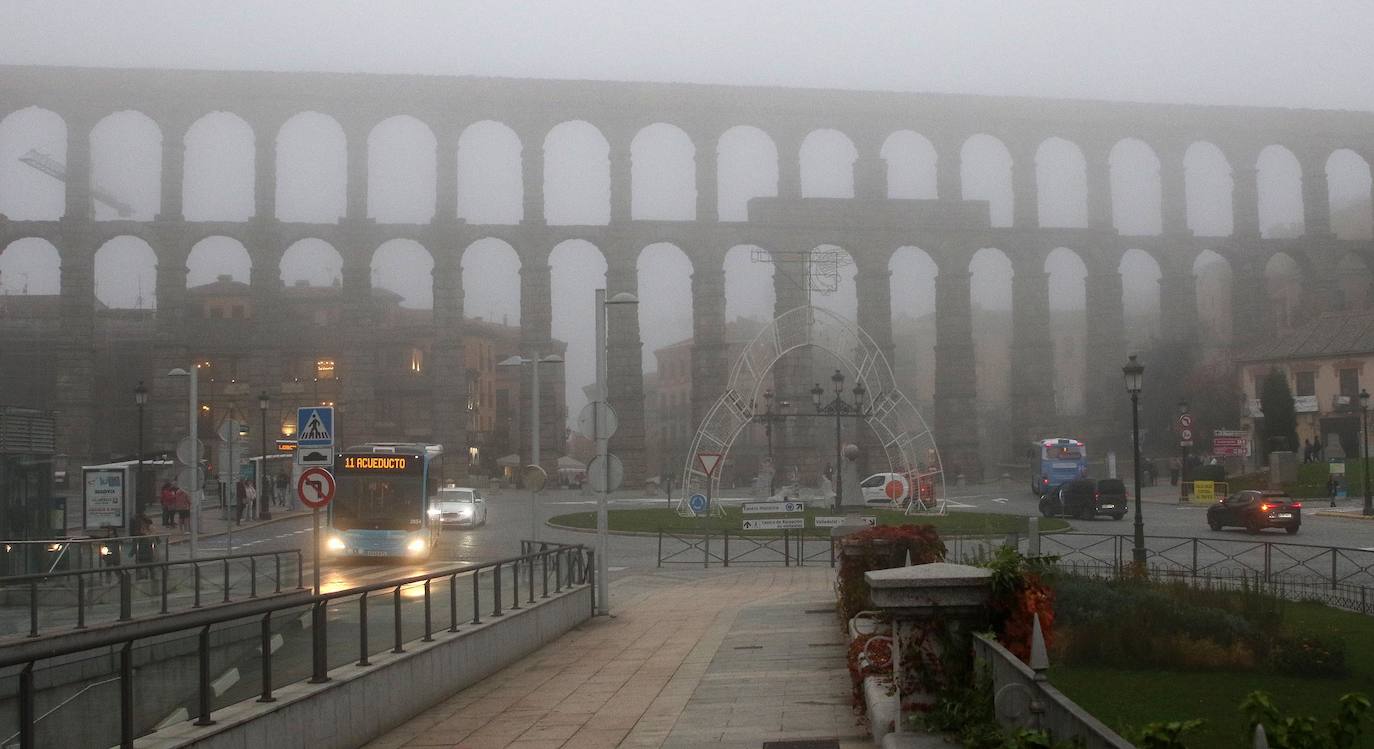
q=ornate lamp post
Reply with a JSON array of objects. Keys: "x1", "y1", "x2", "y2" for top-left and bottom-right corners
[
  {"x1": 752, "y1": 389, "x2": 791, "y2": 497},
  {"x1": 258, "y1": 391, "x2": 271, "y2": 520},
  {"x1": 810, "y1": 369, "x2": 871, "y2": 510},
  {"x1": 1362, "y1": 389, "x2": 1371, "y2": 516},
  {"x1": 1123, "y1": 355, "x2": 1146, "y2": 566},
  {"x1": 134, "y1": 381, "x2": 147, "y2": 534}
]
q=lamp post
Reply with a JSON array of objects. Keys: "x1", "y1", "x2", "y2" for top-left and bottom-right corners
[
  {"x1": 499, "y1": 353, "x2": 565, "y2": 543},
  {"x1": 1178, "y1": 399, "x2": 1190, "y2": 503},
  {"x1": 1123, "y1": 355, "x2": 1146, "y2": 566},
  {"x1": 258, "y1": 391, "x2": 271, "y2": 520},
  {"x1": 168, "y1": 365, "x2": 200, "y2": 559},
  {"x1": 594, "y1": 289, "x2": 638, "y2": 615},
  {"x1": 134, "y1": 381, "x2": 147, "y2": 535},
  {"x1": 1362, "y1": 389, "x2": 1371, "y2": 516},
  {"x1": 752, "y1": 389, "x2": 791, "y2": 497},
  {"x1": 810, "y1": 369, "x2": 871, "y2": 510}
]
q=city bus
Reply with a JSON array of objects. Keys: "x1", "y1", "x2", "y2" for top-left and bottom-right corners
[
  {"x1": 324, "y1": 443, "x2": 443, "y2": 560},
  {"x1": 1031, "y1": 437, "x2": 1088, "y2": 497}
]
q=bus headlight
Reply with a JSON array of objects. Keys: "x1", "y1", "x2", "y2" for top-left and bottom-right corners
[
  {"x1": 326, "y1": 536, "x2": 346, "y2": 552},
  {"x1": 406, "y1": 538, "x2": 426, "y2": 555},
  {"x1": 426, "y1": 507, "x2": 441, "y2": 518}
]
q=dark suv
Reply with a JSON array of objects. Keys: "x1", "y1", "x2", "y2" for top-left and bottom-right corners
[
  {"x1": 1038, "y1": 478, "x2": 1128, "y2": 520},
  {"x1": 1206, "y1": 490, "x2": 1301, "y2": 534}
]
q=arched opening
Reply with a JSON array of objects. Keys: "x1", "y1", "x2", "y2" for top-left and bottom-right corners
[
  {"x1": 961, "y1": 135, "x2": 1013, "y2": 227},
  {"x1": 807, "y1": 244, "x2": 858, "y2": 323},
  {"x1": 1257, "y1": 145, "x2": 1304, "y2": 238},
  {"x1": 1119, "y1": 249, "x2": 1162, "y2": 348},
  {"x1": 1333, "y1": 252, "x2": 1372, "y2": 311},
  {"x1": 371, "y1": 239, "x2": 434, "y2": 311},
  {"x1": 368, "y1": 116, "x2": 437, "y2": 224},
  {"x1": 90, "y1": 111, "x2": 160, "y2": 221},
  {"x1": 186, "y1": 236, "x2": 251, "y2": 288},
  {"x1": 1036, "y1": 138, "x2": 1088, "y2": 228},
  {"x1": 1185, "y1": 142, "x2": 1233, "y2": 236},
  {"x1": 631, "y1": 124, "x2": 695, "y2": 220},
  {"x1": 461, "y1": 238, "x2": 521, "y2": 324},
  {"x1": 1194, "y1": 250, "x2": 1233, "y2": 349},
  {"x1": 717, "y1": 126, "x2": 777, "y2": 222},
  {"x1": 543, "y1": 122, "x2": 610, "y2": 225},
  {"x1": 969, "y1": 246, "x2": 1012, "y2": 408},
  {"x1": 183, "y1": 112, "x2": 254, "y2": 221},
  {"x1": 880, "y1": 131, "x2": 938, "y2": 200},
  {"x1": 548, "y1": 239, "x2": 608, "y2": 418},
  {"x1": 94, "y1": 236, "x2": 158, "y2": 309},
  {"x1": 458, "y1": 121, "x2": 523, "y2": 225},
  {"x1": 888, "y1": 246, "x2": 937, "y2": 409},
  {"x1": 1110, "y1": 139, "x2": 1163, "y2": 236},
  {"x1": 276, "y1": 112, "x2": 346, "y2": 223},
  {"x1": 1263, "y1": 252, "x2": 1304, "y2": 334},
  {"x1": 0, "y1": 107, "x2": 68, "y2": 220},
  {"x1": 1045, "y1": 247, "x2": 1087, "y2": 415},
  {"x1": 280, "y1": 238, "x2": 342, "y2": 287},
  {"x1": 1326, "y1": 149, "x2": 1373, "y2": 240},
  {"x1": 0, "y1": 238, "x2": 61, "y2": 295},
  {"x1": 799, "y1": 129, "x2": 857, "y2": 198},
  {"x1": 723, "y1": 244, "x2": 776, "y2": 324}
]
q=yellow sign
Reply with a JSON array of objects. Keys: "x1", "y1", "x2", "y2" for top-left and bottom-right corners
[
  {"x1": 343, "y1": 456, "x2": 408, "y2": 470},
  {"x1": 1193, "y1": 480, "x2": 1215, "y2": 503}
]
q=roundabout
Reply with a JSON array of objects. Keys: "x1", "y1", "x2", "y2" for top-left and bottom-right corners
[{"x1": 547, "y1": 506, "x2": 1070, "y2": 537}]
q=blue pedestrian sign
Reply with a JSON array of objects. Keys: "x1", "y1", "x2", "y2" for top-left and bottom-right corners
[
  {"x1": 296, "y1": 407, "x2": 335, "y2": 449},
  {"x1": 688, "y1": 493, "x2": 707, "y2": 514}
]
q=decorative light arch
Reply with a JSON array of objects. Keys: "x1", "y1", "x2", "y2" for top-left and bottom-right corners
[{"x1": 677, "y1": 305, "x2": 943, "y2": 515}]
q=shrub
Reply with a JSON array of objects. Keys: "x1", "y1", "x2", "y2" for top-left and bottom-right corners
[
  {"x1": 835, "y1": 524, "x2": 946, "y2": 626},
  {"x1": 1268, "y1": 634, "x2": 1348, "y2": 679},
  {"x1": 984, "y1": 546, "x2": 1055, "y2": 663}
]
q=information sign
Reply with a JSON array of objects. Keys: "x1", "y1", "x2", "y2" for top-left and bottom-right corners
[
  {"x1": 741, "y1": 517, "x2": 805, "y2": 531},
  {"x1": 83, "y1": 468, "x2": 126, "y2": 529},
  {"x1": 296, "y1": 407, "x2": 335, "y2": 449},
  {"x1": 741, "y1": 501, "x2": 805, "y2": 514},
  {"x1": 814, "y1": 516, "x2": 878, "y2": 528},
  {"x1": 1193, "y1": 480, "x2": 1216, "y2": 503}
]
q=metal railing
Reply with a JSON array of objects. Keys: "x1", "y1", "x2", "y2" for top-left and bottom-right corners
[
  {"x1": 656, "y1": 528, "x2": 835, "y2": 568},
  {"x1": 0, "y1": 542, "x2": 592, "y2": 749},
  {"x1": 0, "y1": 535, "x2": 172, "y2": 577},
  {"x1": 0, "y1": 548, "x2": 304, "y2": 638}
]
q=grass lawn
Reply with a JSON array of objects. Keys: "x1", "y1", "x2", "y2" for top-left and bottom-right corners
[
  {"x1": 547, "y1": 506, "x2": 1070, "y2": 537},
  {"x1": 1049, "y1": 601, "x2": 1374, "y2": 747}
]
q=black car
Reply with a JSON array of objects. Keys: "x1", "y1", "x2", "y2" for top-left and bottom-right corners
[
  {"x1": 1038, "y1": 478, "x2": 1128, "y2": 520},
  {"x1": 1206, "y1": 490, "x2": 1301, "y2": 534}
]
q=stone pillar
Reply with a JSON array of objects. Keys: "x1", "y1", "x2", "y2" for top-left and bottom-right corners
[
  {"x1": 149, "y1": 230, "x2": 191, "y2": 458},
  {"x1": 776, "y1": 131, "x2": 803, "y2": 200},
  {"x1": 345, "y1": 121, "x2": 370, "y2": 221},
  {"x1": 1231, "y1": 255, "x2": 1268, "y2": 345},
  {"x1": 518, "y1": 246, "x2": 555, "y2": 473},
  {"x1": 1009, "y1": 251, "x2": 1055, "y2": 449},
  {"x1": 431, "y1": 224, "x2": 466, "y2": 480},
  {"x1": 690, "y1": 258, "x2": 727, "y2": 428},
  {"x1": 934, "y1": 133, "x2": 963, "y2": 201},
  {"x1": 605, "y1": 239, "x2": 646, "y2": 485},
  {"x1": 1009, "y1": 139, "x2": 1039, "y2": 229},
  {"x1": 55, "y1": 223, "x2": 98, "y2": 467},
  {"x1": 1159, "y1": 146, "x2": 1190, "y2": 236},
  {"x1": 853, "y1": 146, "x2": 887, "y2": 200},
  {"x1": 1083, "y1": 260, "x2": 1126, "y2": 450},
  {"x1": 63, "y1": 113, "x2": 93, "y2": 221},
  {"x1": 1083, "y1": 142, "x2": 1114, "y2": 231},
  {"x1": 247, "y1": 225, "x2": 284, "y2": 403},
  {"x1": 521, "y1": 135, "x2": 545, "y2": 223},
  {"x1": 1232, "y1": 164, "x2": 1261, "y2": 237},
  {"x1": 856, "y1": 264, "x2": 895, "y2": 478},
  {"x1": 253, "y1": 118, "x2": 278, "y2": 221},
  {"x1": 609, "y1": 133, "x2": 633, "y2": 224},
  {"x1": 773, "y1": 251, "x2": 812, "y2": 482},
  {"x1": 932, "y1": 245, "x2": 981, "y2": 480},
  {"x1": 694, "y1": 134, "x2": 719, "y2": 222},
  {"x1": 435, "y1": 127, "x2": 460, "y2": 224},
  {"x1": 157, "y1": 119, "x2": 186, "y2": 222},
  {"x1": 337, "y1": 241, "x2": 375, "y2": 447},
  {"x1": 1158, "y1": 263, "x2": 1199, "y2": 344},
  {"x1": 1301, "y1": 157, "x2": 1333, "y2": 238}
]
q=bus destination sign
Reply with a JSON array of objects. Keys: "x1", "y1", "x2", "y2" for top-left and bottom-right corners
[{"x1": 341, "y1": 455, "x2": 412, "y2": 471}]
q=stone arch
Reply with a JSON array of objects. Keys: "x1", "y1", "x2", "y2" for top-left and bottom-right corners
[
  {"x1": 186, "y1": 236, "x2": 252, "y2": 288},
  {"x1": 183, "y1": 111, "x2": 255, "y2": 221},
  {"x1": 1263, "y1": 251, "x2": 1306, "y2": 334},
  {"x1": 636, "y1": 242, "x2": 694, "y2": 373},
  {"x1": 371, "y1": 239, "x2": 434, "y2": 309},
  {"x1": 1331, "y1": 251, "x2": 1371, "y2": 312},
  {"x1": 0, "y1": 107, "x2": 67, "y2": 220},
  {"x1": 90, "y1": 110, "x2": 161, "y2": 221},
  {"x1": 0, "y1": 238, "x2": 62, "y2": 295},
  {"x1": 888, "y1": 246, "x2": 938, "y2": 408},
  {"x1": 276, "y1": 112, "x2": 347, "y2": 223},
  {"x1": 1257, "y1": 144, "x2": 1304, "y2": 238},
  {"x1": 800, "y1": 129, "x2": 857, "y2": 198},
  {"x1": 1035, "y1": 137, "x2": 1088, "y2": 228},
  {"x1": 549, "y1": 239, "x2": 609, "y2": 417},
  {"x1": 1325, "y1": 149, "x2": 1373, "y2": 240},
  {"x1": 1045, "y1": 247, "x2": 1088, "y2": 415},
  {"x1": 723, "y1": 244, "x2": 776, "y2": 322},
  {"x1": 94, "y1": 236, "x2": 158, "y2": 309},
  {"x1": 631, "y1": 123, "x2": 695, "y2": 220},
  {"x1": 544, "y1": 121, "x2": 610, "y2": 225},
  {"x1": 717, "y1": 126, "x2": 778, "y2": 222},
  {"x1": 1110, "y1": 139, "x2": 1163, "y2": 236},
  {"x1": 1194, "y1": 249, "x2": 1233, "y2": 348},
  {"x1": 461, "y1": 237, "x2": 522, "y2": 323},
  {"x1": 679, "y1": 305, "x2": 944, "y2": 509},
  {"x1": 458, "y1": 121, "x2": 523, "y2": 225},
  {"x1": 368, "y1": 115, "x2": 437, "y2": 224},
  {"x1": 961, "y1": 135, "x2": 1014, "y2": 227},
  {"x1": 1119, "y1": 248, "x2": 1163, "y2": 347},
  {"x1": 880, "y1": 131, "x2": 937, "y2": 200},
  {"x1": 280, "y1": 238, "x2": 343, "y2": 287},
  {"x1": 1184, "y1": 141, "x2": 1233, "y2": 237}
]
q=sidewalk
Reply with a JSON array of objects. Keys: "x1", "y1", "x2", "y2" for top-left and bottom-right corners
[
  {"x1": 160, "y1": 504, "x2": 311, "y2": 546},
  {"x1": 365, "y1": 567, "x2": 875, "y2": 749}
]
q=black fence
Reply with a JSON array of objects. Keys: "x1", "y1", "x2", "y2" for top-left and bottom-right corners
[{"x1": 656, "y1": 528, "x2": 835, "y2": 567}]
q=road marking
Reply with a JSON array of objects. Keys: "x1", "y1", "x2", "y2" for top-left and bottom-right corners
[
  {"x1": 155, "y1": 708, "x2": 189, "y2": 729},
  {"x1": 211, "y1": 667, "x2": 239, "y2": 696}
]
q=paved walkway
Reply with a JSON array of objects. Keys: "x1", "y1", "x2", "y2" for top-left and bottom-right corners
[{"x1": 365, "y1": 567, "x2": 873, "y2": 749}]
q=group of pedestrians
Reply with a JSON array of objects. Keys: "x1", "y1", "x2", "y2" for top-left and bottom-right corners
[
  {"x1": 1303, "y1": 437, "x2": 1326, "y2": 463},
  {"x1": 157, "y1": 481, "x2": 191, "y2": 531}
]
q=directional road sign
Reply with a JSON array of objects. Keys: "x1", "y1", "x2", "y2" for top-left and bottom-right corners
[
  {"x1": 741, "y1": 517, "x2": 804, "y2": 531},
  {"x1": 696, "y1": 452, "x2": 723, "y2": 477},
  {"x1": 587, "y1": 454, "x2": 624, "y2": 493},
  {"x1": 813, "y1": 516, "x2": 877, "y2": 528},
  {"x1": 296, "y1": 407, "x2": 335, "y2": 449},
  {"x1": 296, "y1": 467, "x2": 336, "y2": 509},
  {"x1": 576, "y1": 401, "x2": 618, "y2": 441},
  {"x1": 688, "y1": 493, "x2": 707, "y2": 514},
  {"x1": 741, "y1": 501, "x2": 805, "y2": 514}
]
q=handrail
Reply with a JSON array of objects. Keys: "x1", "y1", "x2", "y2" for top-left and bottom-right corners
[
  {"x1": 0, "y1": 548, "x2": 296, "y2": 586},
  {"x1": 0, "y1": 542, "x2": 592, "y2": 749},
  {"x1": 0, "y1": 675, "x2": 120, "y2": 748}
]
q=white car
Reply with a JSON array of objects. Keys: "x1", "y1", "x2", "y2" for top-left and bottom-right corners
[{"x1": 431, "y1": 487, "x2": 487, "y2": 528}]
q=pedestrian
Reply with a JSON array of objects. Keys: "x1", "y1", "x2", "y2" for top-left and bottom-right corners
[
  {"x1": 1303, "y1": 438, "x2": 1313, "y2": 463},
  {"x1": 245, "y1": 480, "x2": 258, "y2": 520},
  {"x1": 133, "y1": 512, "x2": 156, "y2": 577},
  {"x1": 159, "y1": 482, "x2": 176, "y2": 528},
  {"x1": 235, "y1": 479, "x2": 247, "y2": 524},
  {"x1": 1169, "y1": 457, "x2": 1180, "y2": 486},
  {"x1": 1314, "y1": 436, "x2": 1324, "y2": 462},
  {"x1": 174, "y1": 484, "x2": 190, "y2": 531},
  {"x1": 1328, "y1": 475, "x2": 1339, "y2": 507},
  {"x1": 275, "y1": 472, "x2": 289, "y2": 508}
]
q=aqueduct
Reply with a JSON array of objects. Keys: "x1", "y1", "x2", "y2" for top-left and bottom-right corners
[{"x1": 1, "y1": 65, "x2": 1373, "y2": 481}]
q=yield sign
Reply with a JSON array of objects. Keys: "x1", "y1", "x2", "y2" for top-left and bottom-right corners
[{"x1": 696, "y1": 452, "x2": 723, "y2": 477}]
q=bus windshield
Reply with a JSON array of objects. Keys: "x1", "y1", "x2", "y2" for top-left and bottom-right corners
[
  {"x1": 1044, "y1": 444, "x2": 1084, "y2": 460},
  {"x1": 333, "y1": 474, "x2": 424, "y2": 531}
]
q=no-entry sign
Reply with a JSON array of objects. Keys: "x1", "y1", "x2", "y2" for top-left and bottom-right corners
[{"x1": 297, "y1": 467, "x2": 336, "y2": 509}]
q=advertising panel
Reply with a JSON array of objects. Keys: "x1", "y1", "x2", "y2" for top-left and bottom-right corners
[{"x1": 83, "y1": 467, "x2": 126, "y2": 529}]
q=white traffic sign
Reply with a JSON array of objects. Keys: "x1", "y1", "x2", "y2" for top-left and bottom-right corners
[
  {"x1": 587, "y1": 454, "x2": 624, "y2": 493},
  {"x1": 1180, "y1": 428, "x2": 1193, "y2": 441},
  {"x1": 1179, "y1": 413, "x2": 1194, "y2": 429},
  {"x1": 688, "y1": 493, "x2": 707, "y2": 514},
  {"x1": 742, "y1": 517, "x2": 805, "y2": 531},
  {"x1": 296, "y1": 407, "x2": 335, "y2": 449},
  {"x1": 813, "y1": 516, "x2": 877, "y2": 528},
  {"x1": 742, "y1": 501, "x2": 805, "y2": 514},
  {"x1": 696, "y1": 452, "x2": 723, "y2": 477},
  {"x1": 297, "y1": 446, "x2": 334, "y2": 467},
  {"x1": 296, "y1": 467, "x2": 336, "y2": 509},
  {"x1": 1180, "y1": 440, "x2": 1194, "y2": 447},
  {"x1": 576, "y1": 401, "x2": 618, "y2": 440},
  {"x1": 176, "y1": 437, "x2": 204, "y2": 466}
]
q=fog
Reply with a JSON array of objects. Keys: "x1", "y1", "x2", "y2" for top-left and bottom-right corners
[{"x1": 2, "y1": 1, "x2": 1373, "y2": 419}]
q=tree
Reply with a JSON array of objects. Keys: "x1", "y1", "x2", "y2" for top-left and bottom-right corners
[{"x1": 1259, "y1": 368, "x2": 1299, "y2": 454}]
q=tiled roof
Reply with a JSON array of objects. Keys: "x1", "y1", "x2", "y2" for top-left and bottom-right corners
[{"x1": 1237, "y1": 309, "x2": 1374, "y2": 363}]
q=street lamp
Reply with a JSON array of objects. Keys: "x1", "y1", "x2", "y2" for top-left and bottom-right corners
[
  {"x1": 593, "y1": 289, "x2": 638, "y2": 616},
  {"x1": 1178, "y1": 399, "x2": 1190, "y2": 503},
  {"x1": 133, "y1": 381, "x2": 147, "y2": 535},
  {"x1": 1361, "y1": 389, "x2": 1371, "y2": 516},
  {"x1": 752, "y1": 389, "x2": 791, "y2": 497},
  {"x1": 168, "y1": 365, "x2": 200, "y2": 559},
  {"x1": 258, "y1": 391, "x2": 271, "y2": 520},
  {"x1": 499, "y1": 353, "x2": 565, "y2": 542},
  {"x1": 1123, "y1": 355, "x2": 1146, "y2": 567},
  {"x1": 810, "y1": 369, "x2": 871, "y2": 510}
]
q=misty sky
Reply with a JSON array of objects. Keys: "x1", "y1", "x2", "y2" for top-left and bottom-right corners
[{"x1": 1, "y1": 1, "x2": 1373, "y2": 419}]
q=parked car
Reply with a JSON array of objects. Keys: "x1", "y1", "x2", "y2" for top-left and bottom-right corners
[
  {"x1": 432, "y1": 487, "x2": 488, "y2": 528},
  {"x1": 1206, "y1": 490, "x2": 1301, "y2": 534},
  {"x1": 1038, "y1": 478, "x2": 1128, "y2": 520}
]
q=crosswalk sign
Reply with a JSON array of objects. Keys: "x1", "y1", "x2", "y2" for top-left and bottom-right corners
[{"x1": 296, "y1": 407, "x2": 335, "y2": 448}]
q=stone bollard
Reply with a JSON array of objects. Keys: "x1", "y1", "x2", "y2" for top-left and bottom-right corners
[{"x1": 865, "y1": 562, "x2": 993, "y2": 741}]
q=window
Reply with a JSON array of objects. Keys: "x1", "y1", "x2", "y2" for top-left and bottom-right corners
[
  {"x1": 316, "y1": 359, "x2": 336, "y2": 380},
  {"x1": 1340, "y1": 368, "x2": 1360, "y2": 397},
  {"x1": 1295, "y1": 371, "x2": 1316, "y2": 397}
]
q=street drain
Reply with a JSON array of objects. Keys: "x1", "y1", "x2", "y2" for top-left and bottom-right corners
[
  {"x1": 733, "y1": 645, "x2": 764, "y2": 650},
  {"x1": 803, "y1": 609, "x2": 833, "y2": 614}
]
